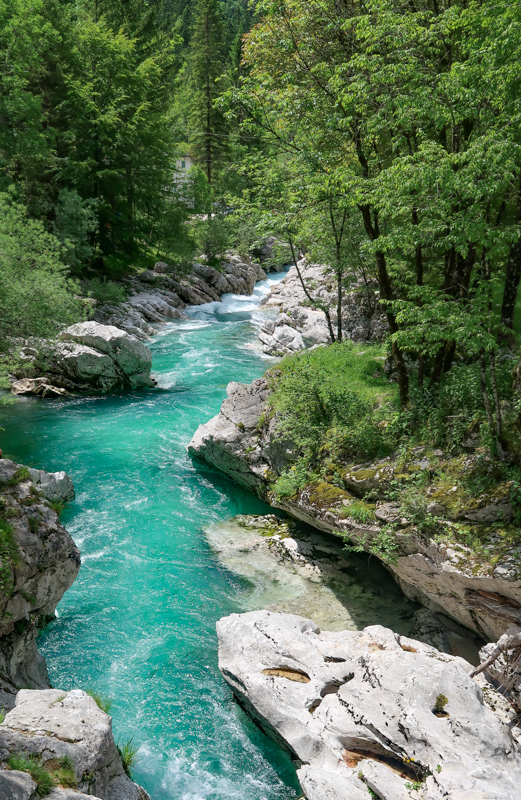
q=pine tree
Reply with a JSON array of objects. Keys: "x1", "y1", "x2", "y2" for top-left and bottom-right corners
[{"x1": 186, "y1": 0, "x2": 227, "y2": 186}]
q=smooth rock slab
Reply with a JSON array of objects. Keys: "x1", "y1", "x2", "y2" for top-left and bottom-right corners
[{"x1": 217, "y1": 610, "x2": 521, "y2": 800}]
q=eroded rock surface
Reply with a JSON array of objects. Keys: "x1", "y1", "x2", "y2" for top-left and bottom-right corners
[
  {"x1": 18, "y1": 322, "x2": 153, "y2": 395},
  {"x1": 0, "y1": 459, "x2": 80, "y2": 710},
  {"x1": 218, "y1": 610, "x2": 521, "y2": 800},
  {"x1": 0, "y1": 689, "x2": 149, "y2": 800}
]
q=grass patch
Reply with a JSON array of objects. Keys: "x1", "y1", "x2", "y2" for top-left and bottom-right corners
[
  {"x1": 341, "y1": 500, "x2": 376, "y2": 524},
  {"x1": 86, "y1": 690, "x2": 112, "y2": 714},
  {"x1": 0, "y1": 515, "x2": 20, "y2": 592},
  {"x1": 46, "y1": 755, "x2": 77, "y2": 788},
  {"x1": 0, "y1": 467, "x2": 31, "y2": 488},
  {"x1": 117, "y1": 738, "x2": 139, "y2": 777},
  {"x1": 0, "y1": 708, "x2": 6, "y2": 723},
  {"x1": 47, "y1": 499, "x2": 68, "y2": 516},
  {"x1": 7, "y1": 754, "x2": 53, "y2": 796}
]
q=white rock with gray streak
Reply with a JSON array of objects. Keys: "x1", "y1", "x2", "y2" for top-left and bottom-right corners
[{"x1": 218, "y1": 610, "x2": 521, "y2": 800}]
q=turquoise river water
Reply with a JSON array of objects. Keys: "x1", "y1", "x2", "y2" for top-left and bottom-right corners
[{"x1": 0, "y1": 273, "x2": 428, "y2": 800}]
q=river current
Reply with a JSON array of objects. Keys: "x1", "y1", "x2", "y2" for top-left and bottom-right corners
[{"x1": 0, "y1": 273, "x2": 423, "y2": 799}]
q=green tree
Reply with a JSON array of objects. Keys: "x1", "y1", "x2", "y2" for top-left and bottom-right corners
[
  {"x1": 186, "y1": 0, "x2": 227, "y2": 186},
  {"x1": 0, "y1": 193, "x2": 82, "y2": 352},
  {"x1": 232, "y1": 0, "x2": 521, "y2": 413}
]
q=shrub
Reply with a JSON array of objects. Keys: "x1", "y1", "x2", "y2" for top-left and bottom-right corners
[
  {"x1": 0, "y1": 193, "x2": 82, "y2": 354},
  {"x1": 85, "y1": 277, "x2": 127, "y2": 306},
  {"x1": 269, "y1": 342, "x2": 397, "y2": 471},
  {"x1": 47, "y1": 500, "x2": 68, "y2": 517},
  {"x1": 0, "y1": 515, "x2": 20, "y2": 592},
  {"x1": 434, "y1": 693, "x2": 448, "y2": 714}
]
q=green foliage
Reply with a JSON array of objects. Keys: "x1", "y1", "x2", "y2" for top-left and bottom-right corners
[
  {"x1": 343, "y1": 501, "x2": 376, "y2": 525},
  {"x1": 270, "y1": 342, "x2": 397, "y2": 470},
  {"x1": 4, "y1": 467, "x2": 30, "y2": 486},
  {"x1": 185, "y1": 0, "x2": 228, "y2": 185},
  {"x1": 193, "y1": 214, "x2": 231, "y2": 264},
  {"x1": 28, "y1": 517, "x2": 39, "y2": 534},
  {"x1": 231, "y1": 0, "x2": 521, "y2": 407},
  {"x1": 434, "y1": 694, "x2": 449, "y2": 714},
  {"x1": 53, "y1": 189, "x2": 98, "y2": 272},
  {"x1": 0, "y1": 515, "x2": 20, "y2": 593},
  {"x1": 273, "y1": 460, "x2": 312, "y2": 500},
  {"x1": 0, "y1": 193, "x2": 83, "y2": 353},
  {"x1": 0, "y1": 708, "x2": 6, "y2": 723},
  {"x1": 345, "y1": 525, "x2": 400, "y2": 566},
  {"x1": 117, "y1": 738, "x2": 139, "y2": 777},
  {"x1": 86, "y1": 278, "x2": 128, "y2": 307},
  {"x1": 86, "y1": 690, "x2": 112, "y2": 714},
  {"x1": 405, "y1": 781, "x2": 424, "y2": 792},
  {"x1": 511, "y1": 483, "x2": 521, "y2": 527},
  {"x1": 7, "y1": 754, "x2": 54, "y2": 797},
  {"x1": 0, "y1": 0, "x2": 192, "y2": 275}
]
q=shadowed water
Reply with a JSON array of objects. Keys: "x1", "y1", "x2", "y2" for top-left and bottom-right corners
[{"x1": 0, "y1": 272, "x2": 425, "y2": 799}]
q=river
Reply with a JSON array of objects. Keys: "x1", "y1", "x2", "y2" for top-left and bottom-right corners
[{"x1": 0, "y1": 272, "x2": 426, "y2": 800}]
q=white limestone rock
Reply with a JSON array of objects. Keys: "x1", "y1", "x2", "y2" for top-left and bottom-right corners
[
  {"x1": 217, "y1": 610, "x2": 521, "y2": 800},
  {"x1": 27, "y1": 468, "x2": 74, "y2": 504},
  {"x1": 0, "y1": 769, "x2": 36, "y2": 800},
  {"x1": 10, "y1": 379, "x2": 69, "y2": 398},
  {"x1": 0, "y1": 689, "x2": 149, "y2": 800},
  {"x1": 56, "y1": 322, "x2": 152, "y2": 391}
]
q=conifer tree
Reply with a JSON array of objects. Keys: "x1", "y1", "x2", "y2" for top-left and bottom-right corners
[{"x1": 187, "y1": 0, "x2": 227, "y2": 185}]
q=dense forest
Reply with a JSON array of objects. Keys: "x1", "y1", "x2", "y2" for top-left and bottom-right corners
[{"x1": 2, "y1": 0, "x2": 521, "y2": 461}]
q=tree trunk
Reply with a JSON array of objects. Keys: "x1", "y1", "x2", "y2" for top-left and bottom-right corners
[
  {"x1": 479, "y1": 351, "x2": 495, "y2": 434},
  {"x1": 359, "y1": 204, "x2": 409, "y2": 406},
  {"x1": 205, "y1": 9, "x2": 212, "y2": 185},
  {"x1": 288, "y1": 235, "x2": 336, "y2": 344}
]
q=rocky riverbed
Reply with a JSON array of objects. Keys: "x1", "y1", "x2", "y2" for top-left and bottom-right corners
[
  {"x1": 258, "y1": 259, "x2": 387, "y2": 356},
  {"x1": 10, "y1": 253, "x2": 267, "y2": 397},
  {"x1": 206, "y1": 514, "x2": 481, "y2": 661}
]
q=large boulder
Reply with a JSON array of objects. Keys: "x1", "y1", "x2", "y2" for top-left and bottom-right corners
[
  {"x1": 218, "y1": 610, "x2": 521, "y2": 800},
  {"x1": 0, "y1": 689, "x2": 149, "y2": 800},
  {"x1": 188, "y1": 377, "x2": 293, "y2": 496},
  {"x1": 21, "y1": 322, "x2": 154, "y2": 394}
]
